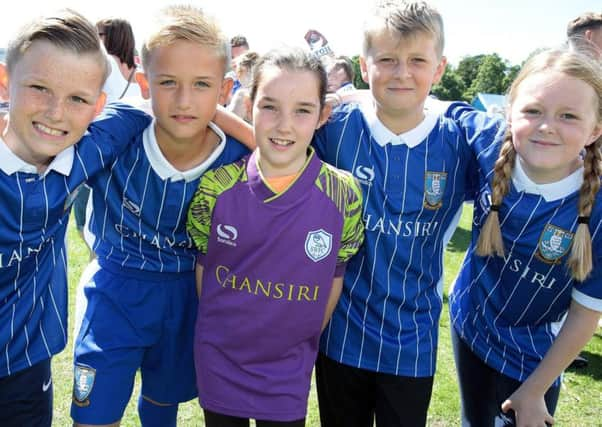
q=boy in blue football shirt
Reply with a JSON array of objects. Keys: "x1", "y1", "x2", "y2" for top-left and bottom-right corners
[
  {"x1": 313, "y1": 1, "x2": 476, "y2": 425},
  {"x1": 0, "y1": 10, "x2": 149, "y2": 427},
  {"x1": 71, "y1": 6, "x2": 250, "y2": 427}
]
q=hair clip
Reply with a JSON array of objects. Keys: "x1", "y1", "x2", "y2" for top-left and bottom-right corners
[{"x1": 577, "y1": 216, "x2": 590, "y2": 225}]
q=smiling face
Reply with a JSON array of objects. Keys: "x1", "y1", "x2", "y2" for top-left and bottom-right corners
[
  {"x1": 360, "y1": 30, "x2": 446, "y2": 133},
  {"x1": 252, "y1": 65, "x2": 326, "y2": 178},
  {"x1": 2, "y1": 40, "x2": 106, "y2": 171},
  {"x1": 509, "y1": 71, "x2": 602, "y2": 183},
  {"x1": 145, "y1": 39, "x2": 230, "y2": 148}
]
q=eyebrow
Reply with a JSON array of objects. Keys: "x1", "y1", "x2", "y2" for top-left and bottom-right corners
[
  {"x1": 261, "y1": 96, "x2": 319, "y2": 108},
  {"x1": 154, "y1": 74, "x2": 217, "y2": 80}
]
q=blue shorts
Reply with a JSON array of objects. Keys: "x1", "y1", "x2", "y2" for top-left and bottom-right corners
[
  {"x1": 71, "y1": 261, "x2": 198, "y2": 425},
  {"x1": 0, "y1": 359, "x2": 52, "y2": 427}
]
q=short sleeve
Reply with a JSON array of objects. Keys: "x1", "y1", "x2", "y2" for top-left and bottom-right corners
[
  {"x1": 336, "y1": 174, "x2": 365, "y2": 276},
  {"x1": 186, "y1": 172, "x2": 220, "y2": 256}
]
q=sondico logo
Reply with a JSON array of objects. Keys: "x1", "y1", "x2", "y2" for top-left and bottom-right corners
[
  {"x1": 354, "y1": 165, "x2": 375, "y2": 185},
  {"x1": 217, "y1": 224, "x2": 238, "y2": 247}
]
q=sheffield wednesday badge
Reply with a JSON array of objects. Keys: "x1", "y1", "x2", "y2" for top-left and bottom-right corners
[
  {"x1": 536, "y1": 224, "x2": 574, "y2": 264},
  {"x1": 424, "y1": 171, "x2": 447, "y2": 209},
  {"x1": 73, "y1": 364, "x2": 96, "y2": 407},
  {"x1": 305, "y1": 229, "x2": 333, "y2": 262}
]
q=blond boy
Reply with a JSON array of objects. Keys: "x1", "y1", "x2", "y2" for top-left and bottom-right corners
[{"x1": 71, "y1": 6, "x2": 249, "y2": 427}]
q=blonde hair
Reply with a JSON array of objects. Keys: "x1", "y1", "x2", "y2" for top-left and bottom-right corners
[
  {"x1": 363, "y1": 0, "x2": 444, "y2": 57},
  {"x1": 7, "y1": 9, "x2": 109, "y2": 81},
  {"x1": 140, "y1": 5, "x2": 229, "y2": 73},
  {"x1": 477, "y1": 49, "x2": 602, "y2": 281}
]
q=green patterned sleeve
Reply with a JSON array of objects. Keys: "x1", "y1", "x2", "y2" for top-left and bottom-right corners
[
  {"x1": 337, "y1": 174, "x2": 365, "y2": 267},
  {"x1": 186, "y1": 171, "x2": 220, "y2": 255}
]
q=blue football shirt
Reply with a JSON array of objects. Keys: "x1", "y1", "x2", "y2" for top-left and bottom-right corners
[
  {"x1": 447, "y1": 105, "x2": 602, "y2": 383},
  {"x1": 86, "y1": 121, "x2": 249, "y2": 273},
  {"x1": 315, "y1": 102, "x2": 475, "y2": 377},
  {"x1": 0, "y1": 104, "x2": 150, "y2": 377}
]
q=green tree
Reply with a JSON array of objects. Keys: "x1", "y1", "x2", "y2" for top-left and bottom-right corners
[
  {"x1": 455, "y1": 54, "x2": 486, "y2": 90},
  {"x1": 431, "y1": 64, "x2": 465, "y2": 101},
  {"x1": 351, "y1": 55, "x2": 369, "y2": 89},
  {"x1": 502, "y1": 64, "x2": 521, "y2": 93},
  {"x1": 464, "y1": 53, "x2": 508, "y2": 101}
]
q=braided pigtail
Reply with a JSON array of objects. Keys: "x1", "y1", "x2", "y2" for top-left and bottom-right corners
[
  {"x1": 476, "y1": 129, "x2": 516, "y2": 257},
  {"x1": 567, "y1": 140, "x2": 602, "y2": 281}
]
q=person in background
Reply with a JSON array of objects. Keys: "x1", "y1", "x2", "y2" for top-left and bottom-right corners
[
  {"x1": 325, "y1": 56, "x2": 356, "y2": 94},
  {"x1": 96, "y1": 17, "x2": 142, "y2": 102},
  {"x1": 228, "y1": 35, "x2": 251, "y2": 100},
  {"x1": 567, "y1": 12, "x2": 602, "y2": 58},
  {"x1": 227, "y1": 50, "x2": 259, "y2": 123}
]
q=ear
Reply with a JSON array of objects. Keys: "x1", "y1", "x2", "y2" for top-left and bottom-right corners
[
  {"x1": 432, "y1": 56, "x2": 447, "y2": 85},
  {"x1": 316, "y1": 104, "x2": 331, "y2": 129},
  {"x1": 0, "y1": 63, "x2": 9, "y2": 101},
  {"x1": 584, "y1": 28, "x2": 594, "y2": 42},
  {"x1": 136, "y1": 71, "x2": 150, "y2": 99},
  {"x1": 359, "y1": 56, "x2": 369, "y2": 84},
  {"x1": 94, "y1": 92, "x2": 106, "y2": 116},
  {"x1": 586, "y1": 123, "x2": 602, "y2": 147},
  {"x1": 219, "y1": 76, "x2": 234, "y2": 106}
]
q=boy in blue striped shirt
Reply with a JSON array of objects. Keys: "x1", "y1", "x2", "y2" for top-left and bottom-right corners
[
  {"x1": 0, "y1": 10, "x2": 149, "y2": 427},
  {"x1": 313, "y1": 1, "x2": 476, "y2": 425},
  {"x1": 71, "y1": 6, "x2": 250, "y2": 427}
]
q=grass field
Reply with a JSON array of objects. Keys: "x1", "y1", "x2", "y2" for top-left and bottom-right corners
[{"x1": 53, "y1": 205, "x2": 602, "y2": 426}]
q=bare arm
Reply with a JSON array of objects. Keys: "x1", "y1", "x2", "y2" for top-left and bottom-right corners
[
  {"x1": 321, "y1": 276, "x2": 343, "y2": 331},
  {"x1": 501, "y1": 300, "x2": 600, "y2": 426},
  {"x1": 195, "y1": 263, "x2": 204, "y2": 299},
  {"x1": 213, "y1": 105, "x2": 255, "y2": 150}
]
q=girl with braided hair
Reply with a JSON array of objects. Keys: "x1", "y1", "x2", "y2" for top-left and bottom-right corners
[{"x1": 447, "y1": 48, "x2": 602, "y2": 427}]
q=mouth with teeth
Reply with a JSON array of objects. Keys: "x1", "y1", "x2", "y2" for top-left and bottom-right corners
[
  {"x1": 34, "y1": 122, "x2": 68, "y2": 137},
  {"x1": 270, "y1": 138, "x2": 295, "y2": 149}
]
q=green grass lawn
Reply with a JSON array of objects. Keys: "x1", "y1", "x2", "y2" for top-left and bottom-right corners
[{"x1": 53, "y1": 204, "x2": 602, "y2": 426}]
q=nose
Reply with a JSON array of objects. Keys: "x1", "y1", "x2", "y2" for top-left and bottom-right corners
[
  {"x1": 537, "y1": 116, "x2": 555, "y2": 133},
  {"x1": 44, "y1": 96, "x2": 65, "y2": 122},
  {"x1": 276, "y1": 110, "x2": 293, "y2": 134},
  {"x1": 392, "y1": 61, "x2": 410, "y2": 79},
  {"x1": 175, "y1": 86, "x2": 191, "y2": 110}
]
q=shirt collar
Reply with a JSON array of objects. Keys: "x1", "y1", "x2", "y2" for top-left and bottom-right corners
[
  {"x1": 143, "y1": 120, "x2": 227, "y2": 183},
  {"x1": 0, "y1": 136, "x2": 73, "y2": 177},
  {"x1": 360, "y1": 102, "x2": 439, "y2": 148},
  {"x1": 512, "y1": 155, "x2": 583, "y2": 202}
]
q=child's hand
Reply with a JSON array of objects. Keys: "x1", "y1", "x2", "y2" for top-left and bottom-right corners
[{"x1": 501, "y1": 387, "x2": 555, "y2": 427}]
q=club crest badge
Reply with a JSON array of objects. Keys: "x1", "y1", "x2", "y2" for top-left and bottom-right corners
[
  {"x1": 305, "y1": 229, "x2": 333, "y2": 262},
  {"x1": 72, "y1": 364, "x2": 96, "y2": 407},
  {"x1": 536, "y1": 224, "x2": 574, "y2": 264},
  {"x1": 424, "y1": 171, "x2": 447, "y2": 209}
]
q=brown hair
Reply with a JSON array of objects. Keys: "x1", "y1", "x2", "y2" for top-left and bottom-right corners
[
  {"x1": 96, "y1": 18, "x2": 136, "y2": 69},
  {"x1": 567, "y1": 12, "x2": 602, "y2": 38},
  {"x1": 250, "y1": 47, "x2": 328, "y2": 109},
  {"x1": 363, "y1": 0, "x2": 444, "y2": 57},
  {"x1": 7, "y1": 9, "x2": 108, "y2": 79},
  {"x1": 477, "y1": 49, "x2": 602, "y2": 281}
]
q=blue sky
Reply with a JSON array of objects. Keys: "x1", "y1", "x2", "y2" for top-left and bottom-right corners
[{"x1": 1, "y1": 0, "x2": 599, "y2": 65}]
